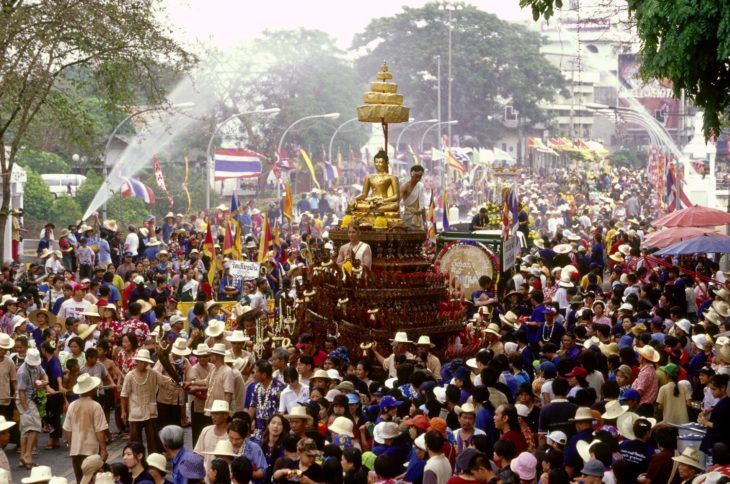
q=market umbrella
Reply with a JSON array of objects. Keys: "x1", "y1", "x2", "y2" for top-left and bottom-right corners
[
  {"x1": 642, "y1": 227, "x2": 726, "y2": 249},
  {"x1": 651, "y1": 205, "x2": 730, "y2": 228},
  {"x1": 654, "y1": 234, "x2": 730, "y2": 256}
]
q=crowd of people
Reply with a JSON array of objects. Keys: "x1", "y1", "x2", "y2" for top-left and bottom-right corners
[{"x1": 0, "y1": 163, "x2": 728, "y2": 484}]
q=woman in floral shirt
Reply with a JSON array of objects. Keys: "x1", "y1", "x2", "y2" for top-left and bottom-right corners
[{"x1": 116, "y1": 332, "x2": 139, "y2": 375}]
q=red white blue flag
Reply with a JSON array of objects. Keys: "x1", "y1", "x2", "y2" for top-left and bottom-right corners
[
  {"x1": 323, "y1": 161, "x2": 340, "y2": 182},
  {"x1": 214, "y1": 149, "x2": 263, "y2": 180},
  {"x1": 121, "y1": 177, "x2": 155, "y2": 204}
]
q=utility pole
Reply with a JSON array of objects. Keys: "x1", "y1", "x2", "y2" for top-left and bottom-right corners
[
  {"x1": 447, "y1": 7, "x2": 453, "y2": 146},
  {"x1": 436, "y1": 55, "x2": 442, "y2": 149}
]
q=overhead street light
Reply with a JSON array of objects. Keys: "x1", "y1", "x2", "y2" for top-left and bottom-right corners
[
  {"x1": 395, "y1": 119, "x2": 438, "y2": 159},
  {"x1": 420, "y1": 120, "x2": 458, "y2": 152},
  {"x1": 327, "y1": 117, "x2": 359, "y2": 170}
]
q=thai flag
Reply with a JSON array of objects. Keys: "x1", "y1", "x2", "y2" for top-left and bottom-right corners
[
  {"x1": 121, "y1": 177, "x2": 155, "y2": 204},
  {"x1": 665, "y1": 162, "x2": 692, "y2": 212},
  {"x1": 323, "y1": 161, "x2": 340, "y2": 182},
  {"x1": 214, "y1": 149, "x2": 263, "y2": 180}
]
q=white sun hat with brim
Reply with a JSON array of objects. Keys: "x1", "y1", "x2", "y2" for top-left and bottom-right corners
[
  {"x1": 456, "y1": 402, "x2": 477, "y2": 415},
  {"x1": 373, "y1": 421, "x2": 400, "y2": 444},
  {"x1": 82, "y1": 305, "x2": 100, "y2": 318},
  {"x1": 77, "y1": 323, "x2": 97, "y2": 340},
  {"x1": 617, "y1": 412, "x2": 656, "y2": 440},
  {"x1": 192, "y1": 343, "x2": 209, "y2": 356},
  {"x1": 577, "y1": 439, "x2": 601, "y2": 463},
  {"x1": 675, "y1": 319, "x2": 692, "y2": 334},
  {"x1": 692, "y1": 334, "x2": 713, "y2": 349},
  {"x1": 132, "y1": 349, "x2": 155, "y2": 364},
  {"x1": 390, "y1": 331, "x2": 412, "y2": 344},
  {"x1": 499, "y1": 311, "x2": 519, "y2": 329},
  {"x1": 329, "y1": 416, "x2": 355, "y2": 437},
  {"x1": 73, "y1": 374, "x2": 101, "y2": 395},
  {"x1": 515, "y1": 403, "x2": 530, "y2": 418},
  {"x1": 21, "y1": 466, "x2": 54, "y2": 483},
  {"x1": 672, "y1": 447, "x2": 705, "y2": 471},
  {"x1": 416, "y1": 335, "x2": 435, "y2": 347},
  {"x1": 205, "y1": 320, "x2": 225, "y2": 338},
  {"x1": 553, "y1": 244, "x2": 573, "y2": 255},
  {"x1": 483, "y1": 323, "x2": 501, "y2": 337},
  {"x1": 0, "y1": 415, "x2": 15, "y2": 433},
  {"x1": 569, "y1": 407, "x2": 595, "y2": 422},
  {"x1": 146, "y1": 453, "x2": 167, "y2": 474},
  {"x1": 0, "y1": 334, "x2": 14, "y2": 351},
  {"x1": 284, "y1": 406, "x2": 313, "y2": 422},
  {"x1": 637, "y1": 345, "x2": 660, "y2": 363},
  {"x1": 601, "y1": 400, "x2": 629, "y2": 420},
  {"x1": 206, "y1": 400, "x2": 230, "y2": 414},
  {"x1": 705, "y1": 309, "x2": 723, "y2": 326},
  {"x1": 204, "y1": 439, "x2": 237, "y2": 457},
  {"x1": 713, "y1": 300, "x2": 730, "y2": 318},
  {"x1": 25, "y1": 348, "x2": 41, "y2": 366},
  {"x1": 617, "y1": 244, "x2": 632, "y2": 256},
  {"x1": 171, "y1": 338, "x2": 191, "y2": 356},
  {"x1": 414, "y1": 433, "x2": 427, "y2": 451},
  {"x1": 207, "y1": 343, "x2": 227, "y2": 356},
  {"x1": 227, "y1": 330, "x2": 249, "y2": 343},
  {"x1": 433, "y1": 386, "x2": 447, "y2": 404}
]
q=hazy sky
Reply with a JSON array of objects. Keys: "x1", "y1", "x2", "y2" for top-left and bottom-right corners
[{"x1": 165, "y1": 0, "x2": 533, "y2": 49}]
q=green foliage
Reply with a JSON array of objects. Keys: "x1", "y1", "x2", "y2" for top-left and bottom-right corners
[
  {"x1": 49, "y1": 196, "x2": 83, "y2": 228},
  {"x1": 609, "y1": 148, "x2": 647, "y2": 169},
  {"x1": 519, "y1": 0, "x2": 730, "y2": 139},
  {"x1": 353, "y1": 3, "x2": 566, "y2": 145},
  {"x1": 23, "y1": 169, "x2": 55, "y2": 221},
  {"x1": 16, "y1": 150, "x2": 70, "y2": 174},
  {"x1": 74, "y1": 170, "x2": 103, "y2": 213},
  {"x1": 107, "y1": 197, "x2": 149, "y2": 227}
]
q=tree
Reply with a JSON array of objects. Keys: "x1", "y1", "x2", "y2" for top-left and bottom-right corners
[
  {"x1": 0, "y1": 0, "x2": 194, "y2": 259},
  {"x1": 23, "y1": 168, "x2": 54, "y2": 221},
  {"x1": 49, "y1": 196, "x2": 83, "y2": 229},
  {"x1": 352, "y1": 2, "x2": 566, "y2": 146},
  {"x1": 519, "y1": 0, "x2": 730, "y2": 138},
  {"x1": 74, "y1": 170, "x2": 103, "y2": 214},
  {"x1": 16, "y1": 150, "x2": 69, "y2": 174}
]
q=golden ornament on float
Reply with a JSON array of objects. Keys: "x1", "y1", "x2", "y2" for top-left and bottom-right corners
[{"x1": 357, "y1": 63, "x2": 410, "y2": 124}]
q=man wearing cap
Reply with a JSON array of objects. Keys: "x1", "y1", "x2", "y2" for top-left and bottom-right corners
[
  {"x1": 120, "y1": 349, "x2": 168, "y2": 453},
  {"x1": 372, "y1": 332, "x2": 415, "y2": 379},
  {"x1": 455, "y1": 403, "x2": 486, "y2": 459},
  {"x1": 415, "y1": 336, "x2": 442, "y2": 378},
  {"x1": 63, "y1": 374, "x2": 108, "y2": 482}
]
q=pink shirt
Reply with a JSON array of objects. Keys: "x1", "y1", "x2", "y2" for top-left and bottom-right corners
[{"x1": 632, "y1": 362, "x2": 658, "y2": 406}]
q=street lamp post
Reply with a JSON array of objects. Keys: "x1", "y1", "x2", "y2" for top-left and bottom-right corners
[
  {"x1": 395, "y1": 119, "x2": 438, "y2": 161},
  {"x1": 327, "y1": 117, "x2": 358, "y2": 170},
  {"x1": 420, "y1": 120, "x2": 458, "y2": 153},
  {"x1": 276, "y1": 112, "x2": 340, "y2": 201},
  {"x1": 102, "y1": 102, "x2": 194, "y2": 220},
  {"x1": 206, "y1": 108, "x2": 280, "y2": 210}
]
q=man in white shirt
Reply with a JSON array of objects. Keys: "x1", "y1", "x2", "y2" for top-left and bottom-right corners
[
  {"x1": 124, "y1": 225, "x2": 139, "y2": 255},
  {"x1": 249, "y1": 279, "x2": 268, "y2": 312},
  {"x1": 58, "y1": 284, "x2": 91, "y2": 320}
]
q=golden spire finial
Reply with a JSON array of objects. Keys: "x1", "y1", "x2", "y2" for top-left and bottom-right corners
[{"x1": 357, "y1": 62, "x2": 409, "y2": 124}]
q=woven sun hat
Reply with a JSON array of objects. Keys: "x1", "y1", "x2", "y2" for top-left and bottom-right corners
[
  {"x1": 617, "y1": 244, "x2": 632, "y2": 256},
  {"x1": 312, "y1": 369, "x2": 331, "y2": 380},
  {"x1": 499, "y1": 311, "x2": 519, "y2": 328},
  {"x1": 672, "y1": 447, "x2": 704, "y2": 470},
  {"x1": 0, "y1": 334, "x2": 14, "y2": 351},
  {"x1": 171, "y1": 338, "x2": 191, "y2": 356},
  {"x1": 28, "y1": 308, "x2": 56, "y2": 326},
  {"x1": 599, "y1": 342, "x2": 620, "y2": 357},
  {"x1": 705, "y1": 309, "x2": 723, "y2": 325},
  {"x1": 553, "y1": 243, "x2": 572, "y2": 255},
  {"x1": 132, "y1": 348, "x2": 154, "y2": 364},
  {"x1": 416, "y1": 335, "x2": 435, "y2": 347},
  {"x1": 205, "y1": 320, "x2": 225, "y2": 337},
  {"x1": 601, "y1": 400, "x2": 629, "y2": 420},
  {"x1": 204, "y1": 439, "x2": 237, "y2": 457},
  {"x1": 390, "y1": 331, "x2": 412, "y2": 344},
  {"x1": 483, "y1": 323, "x2": 501, "y2": 337},
  {"x1": 192, "y1": 343, "x2": 209, "y2": 356},
  {"x1": 226, "y1": 330, "x2": 249, "y2": 343},
  {"x1": 456, "y1": 402, "x2": 477, "y2": 415},
  {"x1": 207, "y1": 343, "x2": 227, "y2": 356},
  {"x1": 205, "y1": 399, "x2": 230, "y2": 414},
  {"x1": 569, "y1": 406, "x2": 595, "y2": 422},
  {"x1": 76, "y1": 322, "x2": 97, "y2": 340},
  {"x1": 73, "y1": 373, "x2": 101, "y2": 395},
  {"x1": 146, "y1": 453, "x2": 167, "y2": 474},
  {"x1": 329, "y1": 416, "x2": 355, "y2": 437},
  {"x1": 617, "y1": 412, "x2": 656, "y2": 440},
  {"x1": 609, "y1": 252, "x2": 624, "y2": 263},
  {"x1": 716, "y1": 288, "x2": 730, "y2": 302},
  {"x1": 285, "y1": 406, "x2": 313, "y2": 422},
  {"x1": 637, "y1": 345, "x2": 660, "y2": 363},
  {"x1": 712, "y1": 300, "x2": 730, "y2": 318}
]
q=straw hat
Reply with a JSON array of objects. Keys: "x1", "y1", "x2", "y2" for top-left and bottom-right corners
[
  {"x1": 146, "y1": 453, "x2": 168, "y2": 473},
  {"x1": 171, "y1": 338, "x2": 191, "y2": 356},
  {"x1": 156, "y1": 250, "x2": 170, "y2": 259},
  {"x1": 205, "y1": 320, "x2": 225, "y2": 337},
  {"x1": 329, "y1": 416, "x2": 355, "y2": 437},
  {"x1": 132, "y1": 349, "x2": 154, "y2": 364},
  {"x1": 499, "y1": 311, "x2": 519, "y2": 329},
  {"x1": 534, "y1": 239, "x2": 545, "y2": 249},
  {"x1": 705, "y1": 309, "x2": 723, "y2": 326},
  {"x1": 285, "y1": 406, "x2": 313, "y2": 421},
  {"x1": 77, "y1": 323, "x2": 98, "y2": 340},
  {"x1": 94, "y1": 474, "x2": 115, "y2": 484},
  {"x1": 0, "y1": 415, "x2": 16, "y2": 432},
  {"x1": 138, "y1": 299, "x2": 153, "y2": 314},
  {"x1": 599, "y1": 342, "x2": 619, "y2": 357},
  {"x1": 712, "y1": 300, "x2": 730, "y2": 318},
  {"x1": 147, "y1": 238, "x2": 161, "y2": 246},
  {"x1": 73, "y1": 374, "x2": 101, "y2": 395},
  {"x1": 617, "y1": 244, "x2": 632, "y2": 256},
  {"x1": 82, "y1": 305, "x2": 101, "y2": 319},
  {"x1": 28, "y1": 308, "x2": 56, "y2": 326},
  {"x1": 569, "y1": 407, "x2": 595, "y2": 422},
  {"x1": 102, "y1": 220, "x2": 119, "y2": 232},
  {"x1": 205, "y1": 300, "x2": 222, "y2": 312},
  {"x1": 206, "y1": 400, "x2": 230, "y2": 414},
  {"x1": 577, "y1": 439, "x2": 600, "y2": 463},
  {"x1": 226, "y1": 330, "x2": 249, "y2": 343},
  {"x1": 609, "y1": 252, "x2": 624, "y2": 263},
  {"x1": 601, "y1": 400, "x2": 628, "y2": 420},
  {"x1": 553, "y1": 244, "x2": 572, "y2": 255},
  {"x1": 192, "y1": 343, "x2": 209, "y2": 356},
  {"x1": 21, "y1": 466, "x2": 54, "y2": 483},
  {"x1": 204, "y1": 439, "x2": 237, "y2": 457},
  {"x1": 672, "y1": 448, "x2": 704, "y2": 470},
  {"x1": 390, "y1": 331, "x2": 412, "y2": 344},
  {"x1": 716, "y1": 288, "x2": 730, "y2": 302},
  {"x1": 207, "y1": 343, "x2": 227, "y2": 356},
  {"x1": 637, "y1": 345, "x2": 660, "y2": 363},
  {"x1": 617, "y1": 412, "x2": 656, "y2": 440},
  {"x1": 583, "y1": 336, "x2": 600, "y2": 349},
  {"x1": 456, "y1": 402, "x2": 477, "y2": 415},
  {"x1": 0, "y1": 334, "x2": 14, "y2": 351},
  {"x1": 312, "y1": 369, "x2": 331, "y2": 380},
  {"x1": 415, "y1": 335, "x2": 435, "y2": 348}
]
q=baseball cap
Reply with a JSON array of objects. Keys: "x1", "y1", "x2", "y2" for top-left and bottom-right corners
[
  {"x1": 619, "y1": 388, "x2": 640, "y2": 402},
  {"x1": 404, "y1": 414, "x2": 430, "y2": 432},
  {"x1": 379, "y1": 395, "x2": 403, "y2": 411},
  {"x1": 547, "y1": 430, "x2": 567, "y2": 445},
  {"x1": 565, "y1": 367, "x2": 588, "y2": 379}
]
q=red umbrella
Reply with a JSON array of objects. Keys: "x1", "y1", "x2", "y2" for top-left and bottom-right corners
[
  {"x1": 642, "y1": 227, "x2": 726, "y2": 248},
  {"x1": 651, "y1": 205, "x2": 730, "y2": 228}
]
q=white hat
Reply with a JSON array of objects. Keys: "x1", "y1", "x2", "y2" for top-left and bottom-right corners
[
  {"x1": 132, "y1": 348, "x2": 155, "y2": 364},
  {"x1": 499, "y1": 311, "x2": 519, "y2": 329},
  {"x1": 226, "y1": 330, "x2": 249, "y2": 343},
  {"x1": 483, "y1": 323, "x2": 501, "y2": 337},
  {"x1": 414, "y1": 433, "x2": 427, "y2": 451},
  {"x1": 169, "y1": 314, "x2": 185, "y2": 326},
  {"x1": 433, "y1": 386, "x2": 446, "y2": 404},
  {"x1": 49, "y1": 479, "x2": 68, "y2": 484},
  {"x1": 25, "y1": 348, "x2": 41, "y2": 366},
  {"x1": 390, "y1": 331, "x2": 412, "y2": 344},
  {"x1": 207, "y1": 342, "x2": 227, "y2": 356},
  {"x1": 205, "y1": 439, "x2": 237, "y2": 457},
  {"x1": 692, "y1": 334, "x2": 712, "y2": 349},
  {"x1": 327, "y1": 369, "x2": 342, "y2": 381},
  {"x1": 601, "y1": 399, "x2": 629, "y2": 420},
  {"x1": 675, "y1": 319, "x2": 692, "y2": 334},
  {"x1": 0, "y1": 416, "x2": 15, "y2": 433},
  {"x1": 617, "y1": 412, "x2": 656, "y2": 440},
  {"x1": 146, "y1": 453, "x2": 167, "y2": 473},
  {"x1": 713, "y1": 300, "x2": 730, "y2": 318},
  {"x1": 205, "y1": 320, "x2": 225, "y2": 337},
  {"x1": 456, "y1": 402, "x2": 477, "y2": 415},
  {"x1": 553, "y1": 244, "x2": 572, "y2": 255},
  {"x1": 82, "y1": 305, "x2": 101, "y2": 318},
  {"x1": 22, "y1": 466, "x2": 54, "y2": 483},
  {"x1": 206, "y1": 400, "x2": 230, "y2": 414},
  {"x1": 577, "y1": 439, "x2": 601, "y2": 463},
  {"x1": 416, "y1": 335, "x2": 435, "y2": 347},
  {"x1": 192, "y1": 343, "x2": 209, "y2": 356},
  {"x1": 171, "y1": 338, "x2": 191, "y2": 356},
  {"x1": 504, "y1": 342, "x2": 519, "y2": 354},
  {"x1": 515, "y1": 403, "x2": 529, "y2": 418},
  {"x1": 147, "y1": 237, "x2": 161, "y2": 246},
  {"x1": 93, "y1": 473, "x2": 115, "y2": 484},
  {"x1": 285, "y1": 406, "x2": 313, "y2": 421},
  {"x1": 133, "y1": 275, "x2": 145, "y2": 285},
  {"x1": 77, "y1": 323, "x2": 98, "y2": 340},
  {"x1": 373, "y1": 421, "x2": 400, "y2": 443},
  {"x1": 329, "y1": 416, "x2": 355, "y2": 437},
  {"x1": 672, "y1": 447, "x2": 704, "y2": 470},
  {"x1": 0, "y1": 334, "x2": 14, "y2": 350},
  {"x1": 547, "y1": 430, "x2": 567, "y2": 445},
  {"x1": 617, "y1": 244, "x2": 632, "y2": 256},
  {"x1": 637, "y1": 345, "x2": 660, "y2": 363},
  {"x1": 73, "y1": 373, "x2": 101, "y2": 395}
]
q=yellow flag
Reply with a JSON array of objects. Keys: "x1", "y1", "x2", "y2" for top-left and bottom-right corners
[
  {"x1": 183, "y1": 157, "x2": 192, "y2": 213},
  {"x1": 300, "y1": 149, "x2": 321, "y2": 190},
  {"x1": 233, "y1": 223, "x2": 243, "y2": 260}
]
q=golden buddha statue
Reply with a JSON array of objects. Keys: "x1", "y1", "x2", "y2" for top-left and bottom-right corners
[{"x1": 348, "y1": 149, "x2": 400, "y2": 216}]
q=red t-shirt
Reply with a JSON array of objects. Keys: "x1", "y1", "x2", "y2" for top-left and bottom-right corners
[{"x1": 499, "y1": 430, "x2": 527, "y2": 454}]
